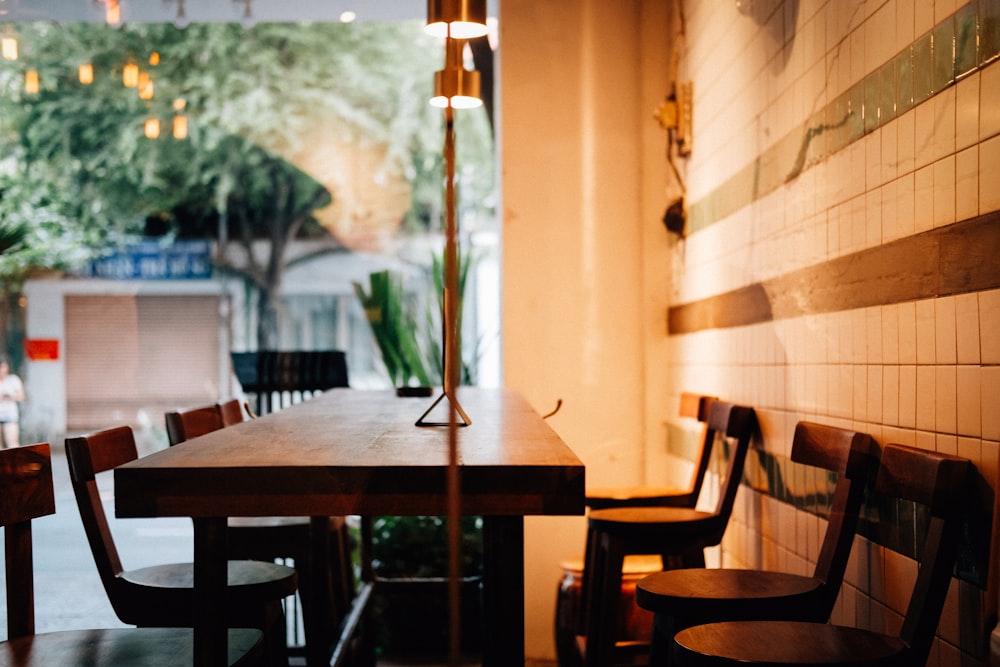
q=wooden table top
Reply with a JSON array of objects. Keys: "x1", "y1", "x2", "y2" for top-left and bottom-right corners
[{"x1": 115, "y1": 387, "x2": 586, "y2": 519}]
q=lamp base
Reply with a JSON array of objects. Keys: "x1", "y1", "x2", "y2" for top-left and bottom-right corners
[{"x1": 415, "y1": 390, "x2": 471, "y2": 427}]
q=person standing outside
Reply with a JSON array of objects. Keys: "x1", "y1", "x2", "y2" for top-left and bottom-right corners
[{"x1": 0, "y1": 357, "x2": 25, "y2": 448}]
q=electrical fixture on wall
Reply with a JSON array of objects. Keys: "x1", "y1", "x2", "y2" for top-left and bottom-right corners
[{"x1": 655, "y1": 81, "x2": 693, "y2": 236}]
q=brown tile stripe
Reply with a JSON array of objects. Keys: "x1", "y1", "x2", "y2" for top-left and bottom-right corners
[{"x1": 668, "y1": 210, "x2": 1000, "y2": 335}]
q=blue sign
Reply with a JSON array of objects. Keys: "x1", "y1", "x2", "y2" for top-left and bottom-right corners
[{"x1": 86, "y1": 239, "x2": 214, "y2": 280}]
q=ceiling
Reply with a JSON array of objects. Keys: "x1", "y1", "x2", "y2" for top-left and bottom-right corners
[{"x1": 0, "y1": 0, "x2": 476, "y2": 24}]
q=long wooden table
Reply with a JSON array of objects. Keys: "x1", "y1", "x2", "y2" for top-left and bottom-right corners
[{"x1": 115, "y1": 387, "x2": 586, "y2": 666}]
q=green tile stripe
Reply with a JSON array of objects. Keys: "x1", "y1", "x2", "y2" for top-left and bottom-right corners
[{"x1": 687, "y1": 0, "x2": 1000, "y2": 235}]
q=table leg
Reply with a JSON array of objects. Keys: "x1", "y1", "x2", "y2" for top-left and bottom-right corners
[
  {"x1": 194, "y1": 517, "x2": 229, "y2": 667},
  {"x1": 305, "y1": 516, "x2": 334, "y2": 667},
  {"x1": 482, "y1": 515, "x2": 524, "y2": 667}
]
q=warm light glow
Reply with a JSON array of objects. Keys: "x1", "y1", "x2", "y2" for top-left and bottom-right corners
[
  {"x1": 149, "y1": 52, "x2": 160, "y2": 66},
  {"x1": 144, "y1": 118, "x2": 160, "y2": 139},
  {"x1": 173, "y1": 115, "x2": 188, "y2": 139},
  {"x1": 425, "y1": 0, "x2": 488, "y2": 38},
  {"x1": 123, "y1": 63, "x2": 138, "y2": 87},
  {"x1": 430, "y1": 94, "x2": 482, "y2": 109},
  {"x1": 105, "y1": 0, "x2": 121, "y2": 26},
  {"x1": 339, "y1": 11, "x2": 357, "y2": 23},
  {"x1": 78, "y1": 63, "x2": 94, "y2": 84},
  {"x1": 172, "y1": 98, "x2": 186, "y2": 111},
  {"x1": 1, "y1": 36, "x2": 16, "y2": 61},
  {"x1": 138, "y1": 71, "x2": 153, "y2": 99},
  {"x1": 24, "y1": 70, "x2": 38, "y2": 94}
]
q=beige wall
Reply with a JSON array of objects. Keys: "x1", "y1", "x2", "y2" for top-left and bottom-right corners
[
  {"x1": 503, "y1": 0, "x2": 999, "y2": 663},
  {"x1": 500, "y1": 0, "x2": 674, "y2": 659}
]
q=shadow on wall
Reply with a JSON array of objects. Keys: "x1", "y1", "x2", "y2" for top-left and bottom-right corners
[{"x1": 736, "y1": 0, "x2": 800, "y2": 72}]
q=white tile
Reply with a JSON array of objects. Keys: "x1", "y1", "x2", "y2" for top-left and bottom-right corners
[
  {"x1": 955, "y1": 292, "x2": 980, "y2": 365},
  {"x1": 955, "y1": 146, "x2": 979, "y2": 222},
  {"x1": 866, "y1": 130, "x2": 883, "y2": 191},
  {"x1": 883, "y1": 365, "x2": 900, "y2": 426},
  {"x1": 916, "y1": 365, "x2": 936, "y2": 431},
  {"x1": 881, "y1": 117, "x2": 898, "y2": 182},
  {"x1": 981, "y1": 289, "x2": 1000, "y2": 364},
  {"x1": 957, "y1": 366, "x2": 982, "y2": 438},
  {"x1": 896, "y1": 108, "x2": 916, "y2": 175},
  {"x1": 955, "y1": 71, "x2": 979, "y2": 151},
  {"x1": 916, "y1": 299, "x2": 936, "y2": 364},
  {"x1": 913, "y1": 164, "x2": 934, "y2": 233},
  {"x1": 882, "y1": 304, "x2": 899, "y2": 364},
  {"x1": 981, "y1": 60, "x2": 1000, "y2": 142},
  {"x1": 935, "y1": 296, "x2": 957, "y2": 365},
  {"x1": 881, "y1": 179, "x2": 899, "y2": 242},
  {"x1": 931, "y1": 87, "x2": 956, "y2": 164},
  {"x1": 868, "y1": 364, "x2": 883, "y2": 423},
  {"x1": 866, "y1": 187, "x2": 882, "y2": 246},
  {"x1": 863, "y1": 307, "x2": 880, "y2": 365},
  {"x1": 981, "y1": 135, "x2": 1000, "y2": 215},
  {"x1": 932, "y1": 155, "x2": 956, "y2": 228},
  {"x1": 914, "y1": 99, "x2": 936, "y2": 170},
  {"x1": 853, "y1": 365, "x2": 868, "y2": 421},
  {"x1": 895, "y1": 172, "x2": 915, "y2": 238},
  {"x1": 935, "y1": 366, "x2": 957, "y2": 434},
  {"x1": 983, "y1": 367, "x2": 1000, "y2": 442},
  {"x1": 895, "y1": 0, "x2": 915, "y2": 50},
  {"x1": 898, "y1": 300, "x2": 917, "y2": 364},
  {"x1": 913, "y1": 0, "x2": 934, "y2": 37}
]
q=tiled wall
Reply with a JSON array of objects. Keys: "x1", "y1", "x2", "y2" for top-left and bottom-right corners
[{"x1": 666, "y1": 1, "x2": 1000, "y2": 664}]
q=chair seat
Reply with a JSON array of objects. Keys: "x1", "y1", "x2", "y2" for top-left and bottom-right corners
[
  {"x1": 586, "y1": 485, "x2": 689, "y2": 510},
  {"x1": 0, "y1": 628, "x2": 264, "y2": 667},
  {"x1": 588, "y1": 507, "x2": 719, "y2": 542},
  {"x1": 636, "y1": 569, "x2": 825, "y2": 619},
  {"x1": 672, "y1": 620, "x2": 907, "y2": 666},
  {"x1": 117, "y1": 560, "x2": 298, "y2": 621}
]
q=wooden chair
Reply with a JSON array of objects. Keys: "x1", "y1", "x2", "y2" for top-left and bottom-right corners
[
  {"x1": 65, "y1": 426, "x2": 299, "y2": 667},
  {"x1": 166, "y1": 399, "x2": 371, "y2": 667},
  {"x1": 578, "y1": 400, "x2": 756, "y2": 667},
  {"x1": 670, "y1": 442, "x2": 973, "y2": 667},
  {"x1": 1, "y1": 442, "x2": 264, "y2": 667},
  {"x1": 557, "y1": 394, "x2": 716, "y2": 666},
  {"x1": 585, "y1": 393, "x2": 716, "y2": 510},
  {"x1": 634, "y1": 421, "x2": 877, "y2": 666}
]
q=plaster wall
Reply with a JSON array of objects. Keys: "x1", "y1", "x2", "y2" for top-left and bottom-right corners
[{"x1": 500, "y1": 0, "x2": 674, "y2": 659}]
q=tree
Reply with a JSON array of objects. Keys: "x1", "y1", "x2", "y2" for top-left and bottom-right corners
[{"x1": 0, "y1": 20, "x2": 494, "y2": 349}]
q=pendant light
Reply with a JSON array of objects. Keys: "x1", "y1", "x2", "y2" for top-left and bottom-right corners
[
  {"x1": 123, "y1": 62, "x2": 138, "y2": 87},
  {"x1": 24, "y1": 69, "x2": 38, "y2": 94},
  {"x1": 79, "y1": 63, "x2": 94, "y2": 84},
  {"x1": 430, "y1": 38, "x2": 481, "y2": 109},
  {"x1": 425, "y1": 0, "x2": 488, "y2": 39},
  {"x1": 144, "y1": 118, "x2": 160, "y2": 139}
]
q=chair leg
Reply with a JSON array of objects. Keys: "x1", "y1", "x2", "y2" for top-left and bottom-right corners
[{"x1": 584, "y1": 531, "x2": 625, "y2": 667}]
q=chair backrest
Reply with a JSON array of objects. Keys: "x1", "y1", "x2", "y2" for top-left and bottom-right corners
[
  {"x1": 877, "y1": 443, "x2": 972, "y2": 663},
  {"x1": 678, "y1": 393, "x2": 718, "y2": 506},
  {"x1": 790, "y1": 421, "x2": 876, "y2": 616},
  {"x1": 165, "y1": 404, "x2": 225, "y2": 446},
  {"x1": 217, "y1": 398, "x2": 247, "y2": 427},
  {"x1": 1, "y1": 442, "x2": 55, "y2": 639},
  {"x1": 65, "y1": 426, "x2": 140, "y2": 618},
  {"x1": 699, "y1": 400, "x2": 756, "y2": 544}
]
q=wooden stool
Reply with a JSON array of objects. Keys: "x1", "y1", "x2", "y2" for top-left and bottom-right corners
[
  {"x1": 65, "y1": 426, "x2": 299, "y2": 667},
  {"x1": 1, "y1": 443, "x2": 264, "y2": 667},
  {"x1": 634, "y1": 421, "x2": 876, "y2": 666},
  {"x1": 670, "y1": 443, "x2": 973, "y2": 667},
  {"x1": 578, "y1": 400, "x2": 757, "y2": 667}
]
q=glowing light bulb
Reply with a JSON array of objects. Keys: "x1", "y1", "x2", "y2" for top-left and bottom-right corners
[{"x1": 79, "y1": 64, "x2": 94, "y2": 84}]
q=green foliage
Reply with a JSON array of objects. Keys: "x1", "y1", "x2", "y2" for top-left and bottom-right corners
[
  {"x1": 372, "y1": 515, "x2": 482, "y2": 578},
  {"x1": 352, "y1": 270, "x2": 434, "y2": 388}
]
